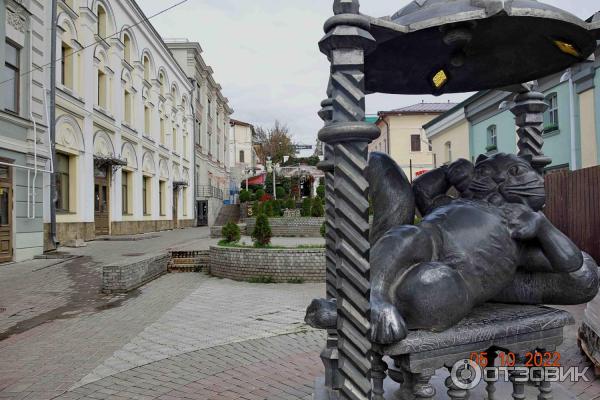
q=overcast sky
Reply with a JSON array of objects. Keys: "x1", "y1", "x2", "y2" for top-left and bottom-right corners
[{"x1": 137, "y1": 0, "x2": 599, "y2": 154}]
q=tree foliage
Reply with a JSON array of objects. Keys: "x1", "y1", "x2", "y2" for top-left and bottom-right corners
[
  {"x1": 222, "y1": 222, "x2": 241, "y2": 243},
  {"x1": 311, "y1": 199, "x2": 324, "y2": 217},
  {"x1": 254, "y1": 121, "x2": 295, "y2": 165},
  {"x1": 252, "y1": 214, "x2": 272, "y2": 247}
]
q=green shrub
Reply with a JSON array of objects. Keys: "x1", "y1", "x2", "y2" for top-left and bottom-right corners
[
  {"x1": 320, "y1": 221, "x2": 326, "y2": 238},
  {"x1": 239, "y1": 190, "x2": 251, "y2": 203},
  {"x1": 256, "y1": 189, "x2": 266, "y2": 199},
  {"x1": 316, "y1": 185, "x2": 325, "y2": 199},
  {"x1": 311, "y1": 199, "x2": 324, "y2": 217},
  {"x1": 301, "y1": 198, "x2": 312, "y2": 217},
  {"x1": 286, "y1": 277, "x2": 304, "y2": 284},
  {"x1": 272, "y1": 200, "x2": 282, "y2": 217},
  {"x1": 264, "y1": 201, "x2": 274, "y2": 217},
  {"x1": 285, "y1": 198, "x2": 296, "y2": 209},
  {"x1": 276, "y1": 186, "x2": 286, "y2": 199},
  {"x1": 221, "y1": 222, "x2": 241, "y2": 243},
  {"x1": 252, "y1": 214, "x2": 272, "y2": 246}
]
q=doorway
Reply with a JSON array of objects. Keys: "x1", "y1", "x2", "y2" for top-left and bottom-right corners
[
  {"x1": 0, "y1": 164, "x2": 13, "y2": 263},
  {"x1": 196, "y1": 200, "x2": 208, "y2": 227},
  {"x1": 94, "y1": 167, "x2": 110, "y2": 236}
]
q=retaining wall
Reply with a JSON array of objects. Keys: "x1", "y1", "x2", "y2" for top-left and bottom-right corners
[
  {"x1": 102, "y1": 253, "x2": 170, "y2": 293},
  {"x1": 209, "y1": 246, "x2": 325, "y2": 283},
  {"x1": 244, "y1": 217, "x2": 324, "y2": 237}
]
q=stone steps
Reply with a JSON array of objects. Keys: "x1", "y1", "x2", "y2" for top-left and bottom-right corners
[
  {"x1": 168, "y1": 250, "x2": 210, "y2": 273},
  {"x1": 214, "y1": 204, "x2": 241, "y2": 226}
]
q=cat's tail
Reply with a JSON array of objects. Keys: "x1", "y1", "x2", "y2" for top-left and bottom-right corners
[{"x1": 368, "y1": 152, "x2": 415, "y2": 245}]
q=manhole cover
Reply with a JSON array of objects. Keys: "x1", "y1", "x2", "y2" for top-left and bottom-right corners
[{"x1": 122, "y1": 253, "x2": 144, "y2": 257}]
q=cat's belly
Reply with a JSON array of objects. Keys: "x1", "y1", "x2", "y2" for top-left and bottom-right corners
[{"x1": 423, "y1": 201, "x2": 519, "y2": 303}]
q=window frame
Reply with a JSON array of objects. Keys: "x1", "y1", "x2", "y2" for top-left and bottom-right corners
[
  {"x1": 410, "y1": 134, "x2": 421, "y2": 152},
  {"x1": 486, "y1": 125, "x2": 498, "y2": 150},
  {"x1": 544, "y1": 93, "x2": 559, "y2": 133},
  {"x1": 5, "y1": 40, "x2": 20, "y2": 114},
  {"x1": 55, "y1": 153, "x2": 71, "y2": 213},
  {"x1": 142, "y1": 176, "x2": 151, "y2": 216}
]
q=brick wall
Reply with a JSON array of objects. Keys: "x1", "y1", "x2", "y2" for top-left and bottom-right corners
[
  {"x1": 102, "y1": 253, "x2": 171, "y2": 293},
  {"x1": 209, "y1": 246, "x2": 325, "y2": 283},
  {"x1": 244, "y1": 217, "x2": 324, "y2": 237}
]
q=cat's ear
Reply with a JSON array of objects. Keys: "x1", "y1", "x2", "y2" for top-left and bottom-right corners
[
  {"x1": 476, "y1": 154, "x2": 489, "y2": 164},
  {"x1": 520, "y1": 154, "x2": 533, "y2": 165}
]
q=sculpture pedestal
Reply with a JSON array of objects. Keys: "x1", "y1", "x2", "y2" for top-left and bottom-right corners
[
  {"x1": 313, "y1": 371, "x2": 576, "y2": 399},
  {"x1": 315, "y1": 304, "x2": 576, "y2": 399}
]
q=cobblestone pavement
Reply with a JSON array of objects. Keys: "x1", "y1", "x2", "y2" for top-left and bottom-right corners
[{"x1": 1, "y1": 227, "x2": 600, "y2": 399}]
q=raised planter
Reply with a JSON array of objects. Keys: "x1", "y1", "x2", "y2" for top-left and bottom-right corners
[
  {"x1": 102, "y1": 253, "x2": 170, "y2": 293},
  {"x1": 209, "y1": 245, "x2": 325, "y2": 283},
  {"x1": 245, "y1": 217, "x2": 324, "y2": 237}
]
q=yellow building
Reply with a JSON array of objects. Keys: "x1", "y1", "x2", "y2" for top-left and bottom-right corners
[
  {"x1": 369, "y1": 103, "x2": 457, "y2": 181},
  {"x1": 422, "y1": 100, "x2": 472, "y2": 166}
]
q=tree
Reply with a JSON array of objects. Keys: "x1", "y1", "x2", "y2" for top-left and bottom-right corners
[
  {"x1": 252, "y1": 214, "x2": 272, "y2": 247},
  {"x1": 239, "y1": 190, "x2": 251, "y2": 203},
  {"x1": 301, "y1": 198, "x2": 312, "y2": 217},
  {"x1": 221, "y1": 222, "x2": 241, "y2": 243},
  {"x1": 316, "y1": 185, "x2": 325, "y2": 200},
  {"x1": 254, "y1": 121, "x2": 295, "y2": 165},
  {"x1": 311, "y1": 199, "x2": 324, "y2": 217}
]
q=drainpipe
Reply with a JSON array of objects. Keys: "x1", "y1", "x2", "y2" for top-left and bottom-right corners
[
  {"x1": 379, "y1": 113, "x2": 391, "y2": 154},
  {"x1": 49, "y1": 0, "x2": 58, "y2": 248},
  {"x1": 189, "y1": 79, "x2": 197, "y2": 222}
]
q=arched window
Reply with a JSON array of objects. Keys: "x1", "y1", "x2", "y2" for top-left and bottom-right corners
[
  {"x1": 239, "y1": 150, "x2": 245, "y2": 163},
  {"x1": 123, "y1": 33, "x2": 132, "y2": 63},
  {"x1": 486, "y1": 125, "x2": 497, "y2": 151},
  {"x1": 97, "y1": 4, "x2": 107, "y2": 37},
  {"x1": 143, "y1": 55, "x2": 150, "y2": 81}
]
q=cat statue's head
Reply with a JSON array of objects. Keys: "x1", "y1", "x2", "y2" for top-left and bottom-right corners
[{"x1": 467, "y1": 153, "x2": 546, "y2": 211}]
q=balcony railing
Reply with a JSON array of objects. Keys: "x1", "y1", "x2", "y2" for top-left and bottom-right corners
[{"x1": 197, "y1": 185, "x2": 223, "y2": 200}]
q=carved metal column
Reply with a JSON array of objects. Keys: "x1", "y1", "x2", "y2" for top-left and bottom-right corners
[
  {"x1": 319, "y1": 1, "x2": 380, "y2": 399},
  {"x1": 510, "y1": 85, "x2": 552, "y2": 172},
  {"x1": 317, "y1": 84, "x2": 340, "y2": 393}
]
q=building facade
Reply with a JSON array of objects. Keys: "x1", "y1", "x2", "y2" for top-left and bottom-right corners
[
  {"x1": 166, "y1": 40, "x2": 233, "y2": 227},
  {"x1": 0, "y1": 0, "x2": 50, "y2": 261},
  {"x1": 47, "y1": 0, "x2": 195, "y2": 247},
  {"x1": 229, "y1": 118, "x2": 257, "y2": 195},
  {"x1": 369, "y1": 103, "x2": 456, "y2": 181},
  {"x1": 425, "y1": 42, "x2": 600, "y2": 173}
]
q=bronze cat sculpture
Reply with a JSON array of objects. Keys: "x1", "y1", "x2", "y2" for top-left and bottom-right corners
[{"x1": 306, "y1": 152, "x2": 599, "y2": 345}]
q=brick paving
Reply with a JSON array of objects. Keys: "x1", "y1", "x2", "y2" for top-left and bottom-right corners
[{"x1": 1, "y1": 227, "x2": 600, "y2": 399}]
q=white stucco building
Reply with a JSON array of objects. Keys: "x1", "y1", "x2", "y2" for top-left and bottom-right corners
[
  {"x1": 166, "y1": 40, "x2": 233, "y2": 226},
  {"x1": 0, "y1": 0, "x2": 51, "y2": 261},
  {"x1": 229, "y1": 119, "x2": 258, "y2": 194},
  {"x1": 48, "y1": 0, "x2": 195, "y2": 245}
]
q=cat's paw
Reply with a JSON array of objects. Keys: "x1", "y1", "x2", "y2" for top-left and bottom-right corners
[
  {"x1": 510, "y1": 211, "x2": 545, "y2": 240},
  {"x1": 370, "y1": 303, "x2": 408, "y2": 344}
]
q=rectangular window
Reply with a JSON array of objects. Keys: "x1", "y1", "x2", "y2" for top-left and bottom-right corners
[
  {"x1": 122, "y1": 171, "x2": 130, "y2": 215},
  {"x1": 545, "y1": 94, "x2": 559, "y2": 131},
  {"x1": 124, "y1": 91, "x2": 133, "y2": 125},
  {"x1": 182, "y1": 187, "x2": 188, "y2": 216},
  {"x1": 172, "y1": 128, "x2": 177, "y2": 152},
  {"x1": 5, "y1": 41, "x2": 20, "y2": 113},
  {"x1": 183, "y1": 134, "x2": 188, "y2": 159},
  {"x1": 411, "y1": 134, "x2": 421, "y2": 152},
  {"x1": 239, "y1": 150, "x2": 245, "y2": 163},
  {"x1": 56, "y1": 153, "x2": 70, "y2": 212},
  {"x1": 61, "y1": 43, "x2": 73, "y2": 90},
  {"x1": 144, "y1": 106, "x2": 151, "y2": 135},
  {"x1": 159, "y1": 180, "x2": 166, "y2": 216},
  {"x1": 160, "y1": 118, "x2": 166, "y2": 144},
  {"x1": 487, "y1": 125, "x2": 497, "y2": 148},
  {"x1": 143, "y1": 176, "x2": 151, "y2": 215},
  {"x1": 97, "y1": 70, "x2": 107, "y2": 108}
]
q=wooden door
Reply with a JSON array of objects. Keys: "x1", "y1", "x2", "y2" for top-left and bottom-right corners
[
  {"x1": 172, "y1": 190, "x2": 179, "y2": 228},
  {"x1": 0, "y1": 164, "x2": 13, "y2": 263},
  {"x1": 94, "y1": 168, "x2": 110, "y2": 236}
]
